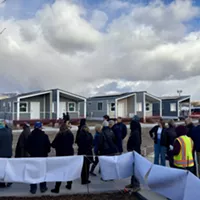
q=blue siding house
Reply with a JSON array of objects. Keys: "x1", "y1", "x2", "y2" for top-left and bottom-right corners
[
  {"x1": 87, "y1": 91, "x2": 162, "y2": 121},
  {"x1": 161, "y1": 95, "x2": 191, "y2": 120}
]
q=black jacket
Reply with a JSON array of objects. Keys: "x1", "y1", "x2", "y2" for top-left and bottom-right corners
[
  {"x1": 149, "y1": 125, "x2": 167, "y2": 146},
  {"x1": 100, "y1": 127, "x2": 118, "y2": 155},
  {"x1": 187, "y1": 123, "x2": 194, "y2": 138},
  {"x1": 127, "y1": 120, "x2": 142, "y2": 153},
  {"x1": 0, "y1": 127, "x2": 12, "y2": 158},
  {"x1": 165, "y1": 126, "x2": 177, "y2": 148},
  {"x1": 26, "y1": 129, "x2": 51, "y2": 157},
  {"x1": 77, "y1": 129, "x2": 93, "y2": 156},
  {"x1": 51, "y1": 129, "x2": 74, "y2": 156}
]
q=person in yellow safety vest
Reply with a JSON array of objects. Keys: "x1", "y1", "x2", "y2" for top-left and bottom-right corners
[{"x1": 170, "y1": 125, "x2": 195, "y2": 175}]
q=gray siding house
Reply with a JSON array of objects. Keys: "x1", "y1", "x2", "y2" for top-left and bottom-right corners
[
  {"x1": 161, "y1": 95, "x2": 191, "y2": 120},
  {"x1": 0, "y1": 89, "x2": 86, "y2": 121},
  {"x1": 87, "y1": 91, "x2": 162, "y2": 121}
]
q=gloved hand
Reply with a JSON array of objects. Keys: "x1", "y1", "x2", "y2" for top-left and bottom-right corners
[{"x1": 169, "y1": 145, "x2": 174, "y2": 151}]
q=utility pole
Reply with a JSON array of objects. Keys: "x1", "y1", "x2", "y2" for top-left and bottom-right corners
[{"x1": 177, "y1": 90, "x2": 182, "y2": 97}]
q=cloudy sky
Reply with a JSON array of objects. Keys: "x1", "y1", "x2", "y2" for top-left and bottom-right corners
[{"x1": 0, "y1": 0, "x2": 200, "y2": 99}]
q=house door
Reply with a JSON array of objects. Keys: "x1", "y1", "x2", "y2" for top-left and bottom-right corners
[
  {"x1": 30, "y1": 102, "x2": 40, "y2": 119},
  {"x1": 59, "y1": 102, "x2": 66, "y2": 118},
  {"x1": 118, "y1": 102, "x2": 125, "y2": 117}
]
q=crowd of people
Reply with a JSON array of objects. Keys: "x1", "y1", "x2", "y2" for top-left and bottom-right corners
[
  {"x1": 149, "y1": 117, "x2": 200, "y2": 177},
  {"x1": 1, "y1": 115, "x2": 199, "y2": 194},
  {"x1": 0, "y1": 115, "x2": 143, "y2": 194}
]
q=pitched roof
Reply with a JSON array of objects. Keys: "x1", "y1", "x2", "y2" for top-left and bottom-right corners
[{"x1": 160, "y1": 95, "x2": 190, "y2": 101}]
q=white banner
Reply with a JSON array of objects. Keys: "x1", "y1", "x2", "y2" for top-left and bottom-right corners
[{"x1": 1, "y1": 156, "x2": 83, "y2": 183}]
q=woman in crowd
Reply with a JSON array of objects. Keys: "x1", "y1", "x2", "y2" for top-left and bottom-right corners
[
  {"x1": 90, "y1": 124, "x2": 102, "y2": 176},
  {"x1": 51, "y1": 122, "x2": 74, "y2": 193},
  {"x1": 127, "y1": 115, "x2": 142, "y2": 154},
  {"x1": 15, "y1": 122, "x2": 31, "y2": 158},
  {"x1": 165, "y1": 119, "x2": 177, "y2": 167},
  {"x1": 75, "y1": 118, "x2": 86, "y2": 144},
  {"x1": 76, "y1": 125, "x2": 93, "y2": 185},
  {"x1": 149, "y1": 118, "x2": 167, "y2": 166}
]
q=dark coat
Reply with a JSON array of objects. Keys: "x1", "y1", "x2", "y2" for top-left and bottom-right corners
[
  {"x1": 191, "y1": 125, "x2": 200, "y2": 152},
  {"x1": 127, "y1": 120, "x2": 142, "y2": 154},
  {"x1": 0, "y1": 127, "x2": 13, "y2": 158},
  {"x1": 187, "y1": 123, "x2": 195, "y2": 138},
  {"x1": 77, "y1": 128, "x2": 93, "y2": 156},
  {"x1": 112, "y1": 122, "x2": 127, "y2": 153},
  {"x1": 165, "y1": 126, "x2": 177, "y2": 148},
  {"x1": 149, "y1": 125, "x2": 167, "y2": 146},
  {"x1": 100, "y1": 126, "x2": 118, "y2": 155},
  {"x1": 15, "y1": 126, "x2": 30, "y2": 158},
  {"x1": 51, "y1": 129, "x2": 74, "y2": 156},
  {"x1": 26, "y1": 128, "x2": 51, "y2": 157}
]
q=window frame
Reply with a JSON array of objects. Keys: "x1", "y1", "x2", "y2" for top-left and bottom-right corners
[
  {"x1": 8, "y1": 102, "x2": 11, "y2": 112},
  {"x1": 19, "y1": 102, "x2": 28, "y2": 113},
  {"x1": 170, "y1": 103, "x2": 177, "y2": 112},
  {"x1": 110, "y1": 103, "x2": 115, "y2": 112},
  {"x1": 68, "y1": 102, "x2": 76, "y2": 112},
  {"x1": 97, "y1": 102, "x2": 103, "y2": 111}
]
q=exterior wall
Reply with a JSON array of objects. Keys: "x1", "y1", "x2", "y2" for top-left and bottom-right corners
[
  {"x1": 136, "y1": 92, "x2": 144, "y2": 118},
  {"x1": 162, "y1": 100, "x2": 178, "y2": 117},
  {"x1": 127, "y1": 96, "x2": 135, "y2": 117},
  {"x1": 0, "y1": 97, "x2": 17, "y2": 120},
  {"x1": 87, "y1": 98, "x2": 110, "y2": 118},
  {"x1": 153, "y1": 102, "x2": 160, "y2": 116}
]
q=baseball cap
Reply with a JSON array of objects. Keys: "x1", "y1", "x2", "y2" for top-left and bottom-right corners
[{"x1": 34, "y1": 121, "x2": 42, "y2": 129}]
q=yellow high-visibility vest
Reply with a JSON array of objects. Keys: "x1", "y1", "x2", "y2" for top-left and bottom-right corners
[{"x1": 174, "y1": 135, "x2": 194, "y2": 168}]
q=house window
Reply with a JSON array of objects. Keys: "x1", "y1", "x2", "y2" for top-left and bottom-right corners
[
  {"x1": 137, "y1": 102, "x2": 142, "y2": 112},
  {"x1": 146, "y1": 103, "x2": 151, "y2": 111},
  {"x1": 68, "y1": 102, "x2": 75, "y2": 112},
  {"x1": 52, "y1": 102, "x2": 55, "y2": 113},
  {"x1": 20, "y1": 102, "x2": 28, "y2": 112},
  {"x1": 110, "y1": 103, "x2": 115, "y2": 111},
  {"x1": 170, "y1": 103, "x2": 176, "y2": 112},
  {"x1": 2, "y1": 102, "x2": 5, "y2": 107},
  {"x1": 97, "y1": 102, "x2": 103, "y2": 111}
]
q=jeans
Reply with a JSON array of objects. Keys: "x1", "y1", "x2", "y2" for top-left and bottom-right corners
[
  {"x1": 154, "y1": 139, "x2": 166, "y2": 166},
  {"x1": 30, "y1": 182, "x2": 47, "y2": 193}
]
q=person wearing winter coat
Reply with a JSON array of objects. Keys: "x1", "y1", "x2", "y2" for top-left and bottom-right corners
[
  {"x1": 127, "y1": 115, "x2": 142, "y2": 154},
  {"x1": 76, "y1": 125, "x2": 93, "y2": 185},
  {"x1": 75, "y1": 118, "x2": 86, "y2": 144},
  {"x1": 101, "y1": 120, "x2": 118, "y2": 156},
  {"x1": 149, "y1": 118, "x2": 167, "y2": 166},
  {"x1": 165, "y1": 120, "x2": 177, "y2": 167},
  {"x1": 126, "y1": 115, "x2": 141, "y2": 191},
  {"x1": 112, "y1": 117, "x2": 127, "y2": 153},
  {"x1": 15, "y1": 123, "x2": 31, "y2": 158},
  {"x1": 90, "y1": 124, "x2": 102, "y2": 176},
  {"x1": 26, "y1": 122, "x2": 51, "y2": 194},
  {"x1": 0, "y1": 120, "x2": 13, "y2": 188},
  {"x1": 51, "y1": 123, "x2": 74, "y2": 193}
]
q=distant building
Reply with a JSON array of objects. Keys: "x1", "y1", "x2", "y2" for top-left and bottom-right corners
[
  {"x1": 87, "y1": 91, "x2": 162, "y2": 120},
  {"x1": 0, "y1": 89, "x2": 86, "y2": 121},
  {"x1": 160, "y1": 95, "x2": 191, "y2": 120}
]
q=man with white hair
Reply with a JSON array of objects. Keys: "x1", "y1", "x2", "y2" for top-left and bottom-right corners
[{"x1": 100, "y1": 120, "x2": 118, "y2": 156}]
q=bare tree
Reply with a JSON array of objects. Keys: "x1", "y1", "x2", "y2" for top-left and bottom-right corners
[{"x1": 0, "y1": 0, "x2": 7, "y2": 4}]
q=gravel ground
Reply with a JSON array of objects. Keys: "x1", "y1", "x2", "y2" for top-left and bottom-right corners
[
  {"x1": 0, "y1": 193, "x2": 139, "y2": 200},
  {"x1": 12, "y1": 127, "x2": 153, "y2": 157}
]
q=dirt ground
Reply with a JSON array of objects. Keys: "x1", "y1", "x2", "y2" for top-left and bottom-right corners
[
  {"x1": 0, "y1": 193, "x2": 139, "y2": 200},
  {"x1": 12, "y1": 127, "x2": 153, "y2": 157}
]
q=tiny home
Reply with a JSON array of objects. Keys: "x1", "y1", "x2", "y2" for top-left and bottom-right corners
[
  {"x1": 87, "y1": 91, "x2": 162, "y2": 120},
  {"x1": 0, "y1": 89, "x2": 86, "y2": 121},
  {"x1": 161, "y1": 95, "x2": 191, "y2": 120}
]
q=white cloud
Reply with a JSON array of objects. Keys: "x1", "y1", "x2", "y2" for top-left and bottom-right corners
[
  {"x1": 90, "y1": 10, "x2": 108, "y2": 30},
  {"x1": 0, "y1": 0, "x2": 200, "y2": 99}
]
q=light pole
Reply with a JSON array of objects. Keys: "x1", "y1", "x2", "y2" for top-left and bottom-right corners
[{"x1": 177, "y1": 90, "x2": 182, "y2": 97}]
